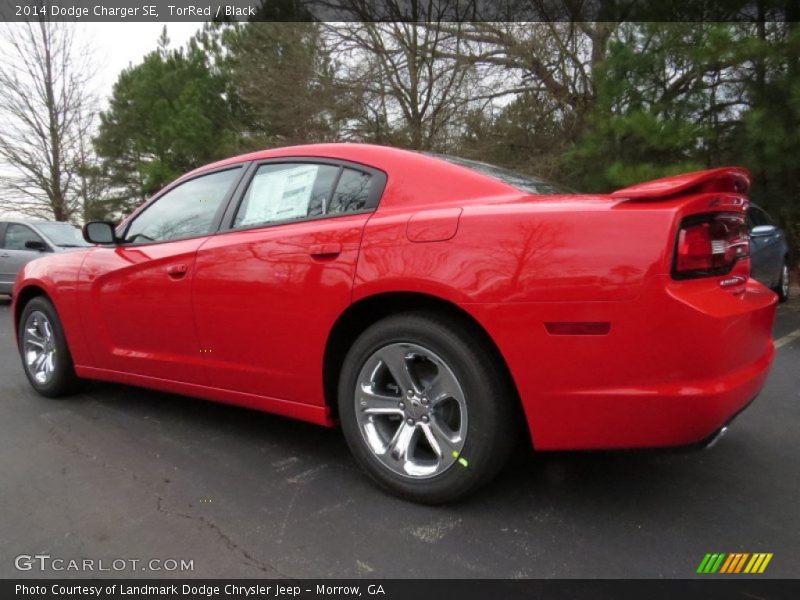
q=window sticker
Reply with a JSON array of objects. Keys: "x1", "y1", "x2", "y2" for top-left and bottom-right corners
[{"x1": 240, "y1": 165, "x2": 319, "y2": 225}]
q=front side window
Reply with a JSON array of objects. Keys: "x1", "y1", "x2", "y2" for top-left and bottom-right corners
[
  {"x1": 756, "y1": 207, "x2": 772, "y2": 226},
  {"x1": 746, "y1": 207, "x2": 771, "y2": 229},
  {"x1": 4, "y1": 224, "x2": 46, "y2": 251},
  {"x1": 233, "y1": 163, "x2": 374, "y2": 229},
  {"x1": 124, "y1": 168, "x2": 240, "y2": 244}
]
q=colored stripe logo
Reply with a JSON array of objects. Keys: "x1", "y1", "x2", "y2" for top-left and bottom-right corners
[{"x1": 697, "y1": 553, "x2": 773, "y2": 574}]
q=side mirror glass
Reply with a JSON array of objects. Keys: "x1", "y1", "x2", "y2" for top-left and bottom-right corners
[
  {"x1": 751, "y1": 224, "x2": 777, "y2": 237},
  {"x1": 83, "y1": 221, "x2": 118, "y2": 245},
  {"x1": 24, "y1": 240, "x2": 48, "y2": 252}
]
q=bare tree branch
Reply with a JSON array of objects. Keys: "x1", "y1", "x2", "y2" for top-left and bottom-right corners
[{"x1": 0, "y1": 14, "x2": 97, "y2": 222}]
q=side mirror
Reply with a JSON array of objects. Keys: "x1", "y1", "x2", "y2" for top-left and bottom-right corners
[
  {"x1": 751, "y1": 224, "x2": 777, "y2": 237},
  {"x1": 24, "y1": 240, "x2": 48, "y2": 252},
  {"x1": 83, "y1": 221, "x2": 118, "y2": 245}
]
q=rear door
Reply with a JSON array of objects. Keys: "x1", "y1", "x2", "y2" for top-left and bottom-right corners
[
  {"x1": 78, "y1": 166, "x2": 245, "y2": 382},
  {"x1": 0, "y1": 223, "x2": 52, "y2": 293},
  {"x1": 192, "y1": 159, "x2": 386, "y2": 406}
]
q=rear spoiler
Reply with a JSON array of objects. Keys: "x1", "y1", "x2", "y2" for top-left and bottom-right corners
[{"x1": 610, "y1": 167, "x2": 751, "y2": 200}]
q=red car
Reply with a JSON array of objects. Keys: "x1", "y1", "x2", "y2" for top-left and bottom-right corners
[{"x1": 12, "y1": 144, "x2": 776, "y2": 503}]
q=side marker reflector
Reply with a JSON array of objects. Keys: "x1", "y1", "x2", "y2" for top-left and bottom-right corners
[{"x1": 544, "y1": 322, "x2": 611, "y2": 336}]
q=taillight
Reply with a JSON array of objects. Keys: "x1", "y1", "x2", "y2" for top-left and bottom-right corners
[{"x1": 672, "y1": 213, "x2": 749, "y2": 279}]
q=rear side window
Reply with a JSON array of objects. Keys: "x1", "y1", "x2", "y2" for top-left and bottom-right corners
[
  {"x1": 329, "y1": 169, "x2": 372, "y2": 214},
  {"x1": 233, "y1": 163, "x2": 374, "y2": 229},
  {"x1": 124, "y1": 168, "x2": 240, "y2": 245},
  {"x1": 4, "y1": 224, "x2": 46, "y2": 251}
]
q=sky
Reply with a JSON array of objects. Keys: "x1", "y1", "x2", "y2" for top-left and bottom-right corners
[{"x1": 79, "y1": 22, "x2": 203, "y2": 105}]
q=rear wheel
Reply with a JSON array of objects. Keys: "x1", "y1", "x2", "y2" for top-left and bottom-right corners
[
  {"x1": 338, "y1": 312, "x2": 517, "y2": 504},
  {"x1": 774, "y1": 260, "x2": 790, "y2": 303},
  {"x1": 18, "y1": 296, "x2": 84, "y2": 397}
]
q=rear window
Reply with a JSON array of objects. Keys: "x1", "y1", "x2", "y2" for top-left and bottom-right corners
[{"x1": 427, "y1": 153, "x2": 573, "y2": 195}]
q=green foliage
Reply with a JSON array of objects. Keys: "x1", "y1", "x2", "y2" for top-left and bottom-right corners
[
  {"x1": 574, "y1": 109, "x2": 707, "y2": 187},
  {"x1": 566, "y1": 23, "x2": 740, "y2": 191},
  {"x1": 740, "y1": 23, "x2": 800, "y2": 234},
  {"x1": 561, "y1": 20, "x2": 800, "y2": 256},
  {"x1": 93, "y1": 27, "x2": 238, "y2": 216}
]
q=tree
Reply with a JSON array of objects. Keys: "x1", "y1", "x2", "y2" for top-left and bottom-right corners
[
  {"x1": 223, "y1": 22, "x2": 355, "y2": 149},
  {"x1": 740, "y1": 19, "x2": 800, "y2": 253},
  {"x1": 0, "y1": 18, "x2": 95, "y2": 221},
  {"x1": 436, "y1": 22, "x2": 618, "y2": 145},
  {"x1": 455, "y1": 91, "x2": 572, "y2": 181},
  {"x1": 567, "y1": 23, "x2": 749, "y2": 191},
  {"x1": 75, "y1": 121, "x2": 110, "y2": 222},
  {"x1": 327, "y1": 3, "x2": 511, "y2": 151},
  {"x1": 94, "y1": 27, "x2": 239, "y2": 214}
]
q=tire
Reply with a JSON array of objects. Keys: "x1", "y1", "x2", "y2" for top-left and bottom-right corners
[
  {"x1": 774, "y1": 260, "x2": 790, "y2": 303},
  {"x1": 17, "y1": 296, "x2": 84, "y2": 397},
  {"x1": 338, "y1": 312, "x2": 517, "y2": 504}
]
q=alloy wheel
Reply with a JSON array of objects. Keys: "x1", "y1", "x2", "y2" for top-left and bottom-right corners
[
  {"x1": 354, "y1": 342, "x2": 468, "y2": 479},
  {"x1": 23, "y1": 311, "x2": 57, "y2": 384}
]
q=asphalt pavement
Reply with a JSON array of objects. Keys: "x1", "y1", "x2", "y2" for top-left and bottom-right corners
[{"x1": 1, "y1": 294, "x2": 798, "y2": 579}]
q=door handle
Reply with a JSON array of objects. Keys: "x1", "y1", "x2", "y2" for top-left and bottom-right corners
[
  {"x1": 0, "y1": 253, "x2": 8, "y2": 258},
  {"x1": 309, "y1": 243, "x2": 342, "y2": 259},
  {"x1": 166, "y1": 263, "x2": 189, "y2": 279}
]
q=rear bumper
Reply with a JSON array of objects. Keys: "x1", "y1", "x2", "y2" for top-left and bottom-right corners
[
  {"x1": 466, "y1": 276, "x2": 777, "y2": 450},
  {"x1": 526, "y1": 346, "x2": 772, "y2": 449},
  {"x1": 683, "y1": 391, "x2": 759, "y2": 451}
]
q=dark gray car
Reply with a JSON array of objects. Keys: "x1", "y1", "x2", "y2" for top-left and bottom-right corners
[
  {"x1": 0, "y1": 220, "x2": 90, "y2": 295},
  {"x1": 747, "y1": 204, "x2": 791, "y2": 302}
]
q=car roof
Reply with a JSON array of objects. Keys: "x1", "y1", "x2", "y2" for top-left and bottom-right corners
[{"x1": 1, "y1": 219, "x2": 74, "y2": 226}]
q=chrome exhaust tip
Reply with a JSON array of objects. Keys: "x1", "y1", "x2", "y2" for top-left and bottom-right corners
[{"x1": 704, "y1": 425, "x2": 729, "y2": 450}]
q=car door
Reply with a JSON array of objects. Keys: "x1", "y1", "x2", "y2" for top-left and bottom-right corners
[
  {"x1": 748, "y1": 206, "x2": 781, "y2": 287},
  {"x1": 0, "y1": 223, "x2": 52, "y2": 293},
  {"x1": 0, "y1": 222, "x2": 8, "y2": 293},
  {"x1": 77, "y1": 166, "x2": 245, "y2": 383},
  {"x1": 192, "y1": 159, "x2": 386, "y2": 406},
  {"x1": 758, "y1": 208, "x2": 785, "y2": 286}
]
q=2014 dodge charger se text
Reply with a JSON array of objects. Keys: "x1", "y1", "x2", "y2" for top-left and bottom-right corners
[{"x1": 11, "y1": 144, "x2": 777, "y2": 503}]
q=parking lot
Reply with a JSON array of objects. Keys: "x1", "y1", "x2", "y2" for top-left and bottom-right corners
[{"x1": 1, "y1": 295, "x2": 798, "y2": 579}]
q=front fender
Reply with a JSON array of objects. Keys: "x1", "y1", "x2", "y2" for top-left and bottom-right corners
[{"x1": 12, "y1": 250, "x2": 92, "y2": 365}]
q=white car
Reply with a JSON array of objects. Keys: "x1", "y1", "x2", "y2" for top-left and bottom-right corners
[{"x1": 0, "y1": 220, "x2": 90, "y2": 295}]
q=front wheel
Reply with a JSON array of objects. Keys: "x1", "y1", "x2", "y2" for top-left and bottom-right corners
[
  {"x1": 774, "y1": 261, "x2": 790, "y2": 303},
  {"x1": 338, "y1": 312, "x2": 517, "y2": 504},
  {"x1": 18, "y1": 296, "x2": 84, "y2": 397}
]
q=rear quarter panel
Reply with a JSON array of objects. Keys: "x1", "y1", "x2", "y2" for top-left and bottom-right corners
[
  {"x1": 355, "y1": 192, "x2": 775, "y2": 449},
  {"x1": 355, "y1": 199, "x2": 675, "y2": 304},
  {"x1": 354, "y1": 198, "x2": 677, "y2": 437}
]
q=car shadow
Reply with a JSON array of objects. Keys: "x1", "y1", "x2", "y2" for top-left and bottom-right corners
[
  {"x1": 80, "y1": 379, "x2": 349, "y2": 460},
  {"x1": 71, "y1": 377, "x2": 715, "y2": 515}
]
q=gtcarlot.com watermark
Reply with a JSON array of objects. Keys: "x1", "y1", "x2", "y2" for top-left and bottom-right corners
[{"x1": 15, "y1": 554, "x2": 194, "y2": 573}]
